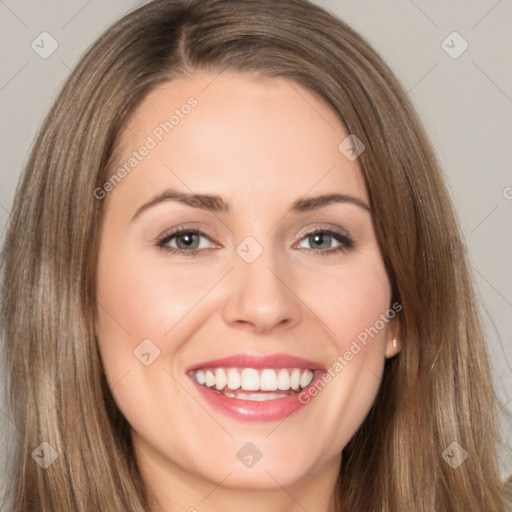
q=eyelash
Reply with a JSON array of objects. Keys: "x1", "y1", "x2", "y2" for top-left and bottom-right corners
[{"x1": 155, "y1": 226, "x2": 354, "y2": 258}]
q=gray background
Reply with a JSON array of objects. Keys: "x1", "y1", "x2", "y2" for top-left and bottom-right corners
[{"x1": 0, "y1": 0, "x2": 511, "y2": 491}]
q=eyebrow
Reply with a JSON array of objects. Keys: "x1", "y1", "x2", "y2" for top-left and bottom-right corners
[{"x1": 130, "y1": 187, "x2": 371, "y2": 222}]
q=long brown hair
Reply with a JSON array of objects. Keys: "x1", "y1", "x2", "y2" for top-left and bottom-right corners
[{"x1": 0, "y1": 0, "x2": 508, "y2": 510}]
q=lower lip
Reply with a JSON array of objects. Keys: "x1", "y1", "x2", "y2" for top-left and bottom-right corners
[{"x1": 190, "y1": 372, "x2": 323, "y2": 422}]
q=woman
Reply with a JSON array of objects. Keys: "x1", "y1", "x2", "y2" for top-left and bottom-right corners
[{"x1": 0, "y1": 0, "x2": 508, "y2": 510}]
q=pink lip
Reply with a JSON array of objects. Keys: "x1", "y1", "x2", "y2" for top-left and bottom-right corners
[
  {"x1": 186, "y1": 353, "x2": 326, "y2": 422},
  {"x1": 186, "y1": 353, "x2": 326, "y2": 372}
]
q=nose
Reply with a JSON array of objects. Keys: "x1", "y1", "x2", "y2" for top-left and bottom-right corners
[{"x1": 221, "y1": 248, "x2": 303, "y2": 334}]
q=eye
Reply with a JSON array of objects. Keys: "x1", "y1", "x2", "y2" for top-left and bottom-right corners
[
  {"x1": 156, "y1": 227, "x2": 215, "y2": 257},
  {"x1": 295, "y1": 228, "x2": 354, "y2": 257}
]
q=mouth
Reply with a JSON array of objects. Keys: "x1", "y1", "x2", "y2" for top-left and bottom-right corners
[{"x1": 186, "y1": 354, "x2": 325, "y2": 422}]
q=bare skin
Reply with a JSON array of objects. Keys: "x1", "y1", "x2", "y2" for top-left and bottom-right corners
[{"x1": 95, "y1": 70, "x2": 401, "y2": 512}]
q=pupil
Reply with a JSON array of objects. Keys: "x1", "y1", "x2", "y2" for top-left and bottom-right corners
[
  {"x1": 312, "y1": 233, "x2": 330, "y2": 249},
  {"x1": 178, "y1": 233, "x2": 197, "y2": 249}
]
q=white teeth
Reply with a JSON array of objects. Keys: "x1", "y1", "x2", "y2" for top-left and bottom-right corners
[
  {"x1": 227, "y1": 368, "x2": 241, "y2": 390},
  {"x1": 205, "y1": 370, "x2": 215, "y2": 387},
  {"x1": 290, "y1": 368, "x2": 301, "y2": 390},
  {"x1": 214, "y1": 368, "x2": 227, "y2": 390},
  {"x1": 277, "y1": 369, "x2": 291, "y2": 390},
  {"x1": 192, "y1": 367, "x2": 317, "y2": 393},
  {"x1": 300, "y1": 369, "x2": 314, "y2": 388},
  {"x1": 260, "y1": 369, "x2": 278, "y2": 391},
  {"x1": 195, "y1": 369, "x2": 206, "y2": 385},
  {"x1": 241, "y1": 368, "x2": 260, "y2": 390}
]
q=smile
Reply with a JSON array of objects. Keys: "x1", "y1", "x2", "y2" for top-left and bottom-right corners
[{"x1": 186, "y1": 354, "x2": 325, "y2": 421}]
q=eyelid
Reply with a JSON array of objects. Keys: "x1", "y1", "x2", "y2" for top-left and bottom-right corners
[
  {"x1": 156, "y1": 222, "x2": 219, "y2": 241},
  {"x1": 294, "y1": 222, "x2": 351, "y2": 240},
  {"x1": 155, "y1": 226, "x2": 220, "y2": 249}
]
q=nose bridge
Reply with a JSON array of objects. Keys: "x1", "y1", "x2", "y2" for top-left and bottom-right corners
[{"x1": 221, "y1": 234, "x2": 302, "y2": 332}]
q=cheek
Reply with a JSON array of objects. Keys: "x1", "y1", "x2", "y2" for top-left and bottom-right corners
[
  {"x1": 96, "y1": 253, "x2": 209, "y2": 343},
  {"x1": 95, "y1": 251, "x2": 198, "y2": 438},
  {"x1": 304, "y1": 254, "x2": 392, "y2": 348}
]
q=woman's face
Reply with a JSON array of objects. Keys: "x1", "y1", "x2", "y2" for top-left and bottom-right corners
[{"x1": 96, "y1": 71, "x2": 400, "y2": 495}]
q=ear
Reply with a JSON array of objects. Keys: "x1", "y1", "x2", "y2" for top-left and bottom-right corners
[{"x1": 384, "y1": 316, "x2": 402, "y2": 358}]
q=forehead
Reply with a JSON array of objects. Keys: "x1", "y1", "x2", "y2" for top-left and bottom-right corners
[{"x1": 109, "y1": 70, "x2": 369, "y2": 212}]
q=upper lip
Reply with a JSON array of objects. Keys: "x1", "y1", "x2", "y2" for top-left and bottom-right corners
[{"x1": 186, "y1": 353, "x2": 326, "y2": 372}]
